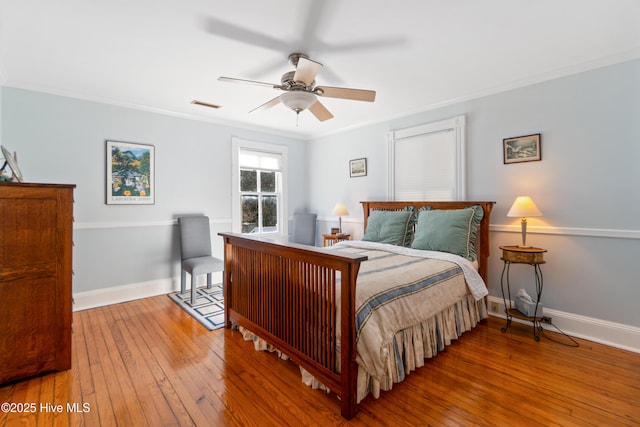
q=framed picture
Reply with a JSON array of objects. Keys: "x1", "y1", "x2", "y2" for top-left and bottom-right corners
[
  {"x1": 349, "y1": 158, "x2": 367, "y2": 177},
  {"x1": 106, "y1": 140, "x2": 155, "y2": 205},
  {"x1": 503, "y1": 133, "x2": 541, "y2": 164}
]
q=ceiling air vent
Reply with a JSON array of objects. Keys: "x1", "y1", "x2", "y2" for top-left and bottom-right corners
[{"x1": 191, "y1": 100, "x2": 221, "y2": 109}]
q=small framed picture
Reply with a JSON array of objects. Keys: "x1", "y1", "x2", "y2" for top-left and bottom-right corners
[
  {"x1": 106, "y1": 140, "x2": 155, "y2": 205},
  {"x1": 349, "y1": 158, "x2": 367, "y2": 177},
  {"x1": 503, "y1": 134, "x2": 541, "y2": 164}
]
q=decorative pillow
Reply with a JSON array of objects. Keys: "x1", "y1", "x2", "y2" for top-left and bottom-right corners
[
  {"x1": 411, "y1": 206, "x2": 484, "y2": 261},
  {"x1": 363, "y1": 207, "x2": 416, "y2": 247}
]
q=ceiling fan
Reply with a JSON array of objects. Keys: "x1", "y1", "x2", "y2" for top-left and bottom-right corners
[{"x1": 218, "y1": 53, "x2": 376, "y2": 122}]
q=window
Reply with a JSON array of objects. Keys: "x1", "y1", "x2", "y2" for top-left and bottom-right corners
[
  {"x1": 232, "y1": 139, "x2": 288, "y2": 236},
  {"x1": 387, "y1": 115, "x2": 466, "y2": 200}
]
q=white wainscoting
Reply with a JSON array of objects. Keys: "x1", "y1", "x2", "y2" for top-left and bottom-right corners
[
  {"x1": 486, "y1": 295, "x2": 640, "y2": 354},
  {"x1": 73, "y1": 278, "x2": 178, "y2": 311},
  {"x1": 491, "y1": 224, "x2": 640, "y2": 240},
  {"x1": 73, "y1": 273, "x2": 223, "y2": 311},
  {"x1": 318, "y1": 218, "x2": 640, "y2": 241},
  {"x1": 74, "y1": 218, "x2": 232, "y2": 230}
]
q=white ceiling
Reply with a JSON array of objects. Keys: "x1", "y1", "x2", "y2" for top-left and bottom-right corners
[{"x1": 1, "y1": 0, "x2": 639, "y2": 139}]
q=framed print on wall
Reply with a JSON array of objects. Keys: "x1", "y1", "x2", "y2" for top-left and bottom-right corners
[
  {"x1": 503, "y1": 133, "x2": 541, "y2": 164},
  {"x1": 106, "y1": 140, "x2": 155, "y2": 205},
  {"x1": 349, "y1": 158, "x2": 367, "y2": 177}
]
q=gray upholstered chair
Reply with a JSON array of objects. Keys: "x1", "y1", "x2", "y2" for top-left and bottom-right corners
[
  {"x1": 178, "y1": 216, "x2": 224, "y2": 304},
  {"x1": 291, "y1": 212, "x2": 317, "y2": 245}
]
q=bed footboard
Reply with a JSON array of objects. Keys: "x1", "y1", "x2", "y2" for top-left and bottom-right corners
[{"x1": 218, "y1": 233, "x2": 367, "y2": 419}]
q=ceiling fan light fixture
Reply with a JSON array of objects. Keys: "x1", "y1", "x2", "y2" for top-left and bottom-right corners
[{"x1": 280, "y1": 91, "x2": 316, "y2": 113}]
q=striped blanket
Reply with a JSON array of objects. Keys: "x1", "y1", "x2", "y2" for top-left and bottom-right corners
[{"x1": 331, "y1": 241, "x2": 487, "y2": 400}]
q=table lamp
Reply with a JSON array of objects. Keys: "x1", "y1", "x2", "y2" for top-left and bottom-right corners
[
  {"x1": 507, "y1": 196, "x2": 542, "y2": 248},
  {"x1": 332, "y1": 202, "x2": 349, "y2": 234}
]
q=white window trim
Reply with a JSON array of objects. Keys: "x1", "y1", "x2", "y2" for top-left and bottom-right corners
[
  {"x1": 387, "y1": 115, "x2": 466, "y2": 200},
  {"x1": 231, "y1": 138, "x2": 288, "y2": 236}
]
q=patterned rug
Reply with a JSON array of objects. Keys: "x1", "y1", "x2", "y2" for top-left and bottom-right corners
[{"x1": 167, "y1": 284, "x2": 224, "y2": 330}]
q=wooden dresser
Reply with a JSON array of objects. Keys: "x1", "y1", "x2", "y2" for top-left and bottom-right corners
[{"x1": 0, "y1": 182, "x2": 75, "y2": 384}]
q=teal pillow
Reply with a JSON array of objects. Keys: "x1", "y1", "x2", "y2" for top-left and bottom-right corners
[
  {"x1": 363, "y1": 207, "x2": 416, "y2": 247},
  {"x1": 411, "y1": 206, "x2": 483, "y2": 261}
]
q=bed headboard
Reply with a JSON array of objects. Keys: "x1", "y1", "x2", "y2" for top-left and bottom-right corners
[{"x1": 360, "y1": 201, "x2": 495, "y2": 284}]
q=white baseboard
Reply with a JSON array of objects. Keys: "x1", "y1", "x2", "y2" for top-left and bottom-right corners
[
  {"x1": 73, "y1": 278, "x2": 179, "y2": 311},
  {"x1": 486, "y1": 295, "x2": 640, "y2": 354},
  {"x1": 73, "y1": 272, "x2": 223, "y2": 312}
]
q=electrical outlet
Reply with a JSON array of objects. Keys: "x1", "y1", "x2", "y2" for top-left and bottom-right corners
[
  {"x1": 489, "y1": 301, "x2": 499, "y2": 313},
  {"x1": 541, "y1": 316, "x2": 552, "y2": 324}
]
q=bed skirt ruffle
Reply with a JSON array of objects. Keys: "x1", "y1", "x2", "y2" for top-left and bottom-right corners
[{"x1": 236, "y1": 295, "x2": 487, "y2": 403}]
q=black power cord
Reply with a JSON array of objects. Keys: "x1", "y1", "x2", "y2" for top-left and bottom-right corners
[{"x1": 539, "y1": 320, "x2": 580, "y2": 347}]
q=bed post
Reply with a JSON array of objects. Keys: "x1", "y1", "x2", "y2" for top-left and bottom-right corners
[
  {"x1": 341, "y1": 261, "x2": 361, "y2": 419},
  {"x1": 222, "y1": 237, "x2": 233, "y2": 329},
  {"x1": 476, "y1": 201, "x2": 494, "y2": 284}
]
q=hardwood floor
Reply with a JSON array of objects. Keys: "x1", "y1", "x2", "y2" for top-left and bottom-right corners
[{"x1": 1, "y1": 295, "x2": 639, "y2": 426}]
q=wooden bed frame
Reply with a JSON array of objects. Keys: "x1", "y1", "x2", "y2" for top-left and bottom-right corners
[{"x1": 219, "y1": 200, "x2": 494, "y2": 419}]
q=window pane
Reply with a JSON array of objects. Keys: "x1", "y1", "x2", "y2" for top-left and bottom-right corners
[
  {"x1": 261, "y1": 171, "x2": 276, "y2": 192},
  {"x1": 239, "y1": 149, "x2": 282, "y2": 171},
  {"x1": 241, "y1": 195, "x2": 258, "y2": 233},
  {"x1": 240, "y1": 170, "x2": 257, "y2": 192},
  {"x1": 262, "y1": 195, "x2": 278, "y2": 231}
]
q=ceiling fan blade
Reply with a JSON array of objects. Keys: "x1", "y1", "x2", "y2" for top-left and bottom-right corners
[
  {"x1": 316, "y1": 86, "x2": 376, "y2": 102},
  {"x1": 243, "y1": 57, "x2": 286, "y2": 80},
  {"x1": 249, "y1": 96, "x2": 280, "y2": 113},
  {"x1": 218, "y1": 76, "x2": 279, "y2": 89},
  {"x1": 320, "y1": 36, "x2": 407, "y2": 54},
  {"x1": 202, "y1": 16, "x2": 290, "y2": 53},
  {"x1": 293, "y1": 57, "x2": 323, "y2": 86},
  {"x1": 308, "y1": 101, "x2": 334, "y2": 122},
  {"x1": 300, "y1": 0, "x2": 328, "y2": 41}
]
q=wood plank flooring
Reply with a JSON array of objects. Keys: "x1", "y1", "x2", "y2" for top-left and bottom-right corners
[{"x1": 1, "y1": 294, "x2": 639, "y2": 426}]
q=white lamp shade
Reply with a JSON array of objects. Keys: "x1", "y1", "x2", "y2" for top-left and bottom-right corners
[
  {"x1": 332, "y1": 202, "x2": 349, "y2": 217},
  {"x1": 507, "y1": 196, "x2": 542, "y2": 218},
  {"x1": 280, "y1": 91, "x2": 317, "y2": 112}
]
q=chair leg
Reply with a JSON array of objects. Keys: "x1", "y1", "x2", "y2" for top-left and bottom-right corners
[
  {"x1": 181, "y1": 270, "x2": 187, "y2": 294},
  {"x1": 191, "y1": 274, "x2": 197, "y2": 305},
  {"x1": 207, "y1": 273, "x2": 212, "y2": 289}
]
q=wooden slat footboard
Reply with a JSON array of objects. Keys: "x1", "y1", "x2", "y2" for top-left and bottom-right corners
[{"x1": 218, "y1": 233, "x2": 367, "y2": 419}]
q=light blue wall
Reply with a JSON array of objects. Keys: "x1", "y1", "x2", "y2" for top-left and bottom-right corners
[
  {"x1": 2, "y1": 59, "x2": 638, "y2": 327},
  {"x1": 308, "y1": 122, "x2": 390, "y2": 229},
  {"x1": 309, "y1": 59, "x2": 640, "y2": 327},
  {"x1": 0, "y1": 88, "x2": 309, "y2": 293}
]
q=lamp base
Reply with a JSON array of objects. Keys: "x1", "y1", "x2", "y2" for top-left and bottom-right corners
[{"x1": 519, "y1": 218, "x2": 530, "y2": 249}]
